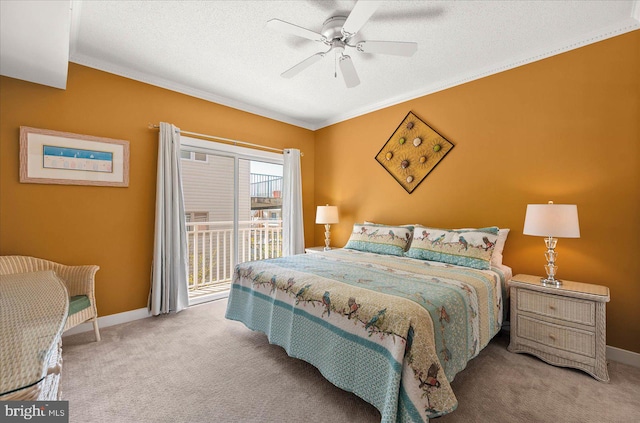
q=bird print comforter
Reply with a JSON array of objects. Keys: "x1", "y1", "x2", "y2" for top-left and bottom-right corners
[{"x1": 225, "y1": 249, "x2": 507, "y2": 422}]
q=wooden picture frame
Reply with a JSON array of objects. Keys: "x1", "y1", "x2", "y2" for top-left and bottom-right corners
[{"x1": 19, "y1": 126, "x2": 130, "y2": 187}]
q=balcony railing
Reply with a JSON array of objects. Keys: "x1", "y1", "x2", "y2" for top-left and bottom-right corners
[
  {"x1": 250, "y1": 174, "x2": 283, "y2": 198},
  {"x1": 186, "y1": 220, "x2": 283, "y2": 295}
]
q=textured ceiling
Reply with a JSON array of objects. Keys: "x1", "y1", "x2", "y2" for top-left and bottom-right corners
[{"x1": 61, "y1": 1, "x2": 640, "y2": 129}]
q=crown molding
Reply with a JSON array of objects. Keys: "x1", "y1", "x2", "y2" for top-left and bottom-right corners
[
  {"x1": 314, "y1": 18, "x2": 640, "y2": 129},
  {"x1": 69, "y1": 15, "x2": 639, "y2": 132},
  {"x1": 68, "y1": 53, "x2": 316, "y2": 131}
]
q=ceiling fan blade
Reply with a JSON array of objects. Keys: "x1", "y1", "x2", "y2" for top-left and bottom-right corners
[
  {"x1": 356, "y1": 41, "x2": 418, "y2": 57},
  {"x1": 342, "y1": 0, "x2": 380, "y2": 37},
  {"x1": 338, "y1": 55, "x2": 360, "y2": 88},
  {"x1": 267, "y1": 18, "x2": 325, "y2": 42},
  {"x1": 281, "y1": 52, "x2": 326, "y2": 78}
]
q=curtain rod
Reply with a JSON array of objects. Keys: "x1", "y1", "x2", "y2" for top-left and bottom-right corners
[{"x1": 148, "y1": 124, "x2": 303, "y2": 156}]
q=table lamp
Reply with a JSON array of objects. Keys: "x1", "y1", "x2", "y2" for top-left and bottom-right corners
[
  {"x1": 523, "y1": 201, "x2": 580, "y2": 286},
  {"x1": 316, "y1": 205, "x2": 339, "y2": 251}
]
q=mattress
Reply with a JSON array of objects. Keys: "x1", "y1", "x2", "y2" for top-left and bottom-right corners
[{"x1": 225, "y1": 249, "x2": 510, "y2": 422}]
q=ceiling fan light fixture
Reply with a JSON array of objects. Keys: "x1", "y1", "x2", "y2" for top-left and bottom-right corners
[
  {"x1": 330, "y1": 39, "x2": 346, "y2": 54},
  {"x1": 267, "y1": 0, "x2": 417, "y2": 87}
]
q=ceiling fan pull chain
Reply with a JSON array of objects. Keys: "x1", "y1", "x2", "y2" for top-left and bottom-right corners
[{"x1": 334, "y1": 51, "x2": 337, "y2": 78}]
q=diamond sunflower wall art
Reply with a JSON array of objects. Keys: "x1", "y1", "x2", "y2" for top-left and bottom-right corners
[{"x1": 375, "y1": 111, "x2": 454, "y2": 194}]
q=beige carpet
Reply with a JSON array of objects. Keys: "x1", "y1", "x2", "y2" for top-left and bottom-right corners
[{"x1": 61, "y1": 299, "x2": 640, "y2": 423}]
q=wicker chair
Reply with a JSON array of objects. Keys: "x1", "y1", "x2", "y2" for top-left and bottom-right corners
[{"x1": 0, "y1": 256, "x2": 101, "y2": 341}]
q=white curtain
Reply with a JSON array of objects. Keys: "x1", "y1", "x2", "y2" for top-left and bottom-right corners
[
  {"x1": 149, "y1": 122, "x2": 189, "y2": 315},
  {"x1": 282, "y1": 149, "x2": 305, "y2": 256}
]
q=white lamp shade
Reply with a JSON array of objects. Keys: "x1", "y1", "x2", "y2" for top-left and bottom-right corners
[
  {"x1": 316, "y1": 205, "x2": 339, "y2": 224},
  {"x1": 523, "y1": 203, "x2": 580, "y2": 238}
]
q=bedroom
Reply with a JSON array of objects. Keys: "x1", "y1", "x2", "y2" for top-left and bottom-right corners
[{"x1": 1, "y1": 0, "x2": 639, "y2": 422}]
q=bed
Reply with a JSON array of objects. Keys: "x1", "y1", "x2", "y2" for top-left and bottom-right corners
[{"x1": 225, "y1": 224, "x2": 511, "y2": 422}]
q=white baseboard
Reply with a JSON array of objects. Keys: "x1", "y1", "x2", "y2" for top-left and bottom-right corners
[
  {"x1": 607, "y1": 345, "x2": 640, "y2": 368},
  {"x1": 62, "y1": 307, "x2": 151, "y2": 337},
  {"x1": 65, "y1": 307, "x2": 640, "y2": 369},
  {"x1": 62, "y1": 292, "x2": 229, "y2": 337}
]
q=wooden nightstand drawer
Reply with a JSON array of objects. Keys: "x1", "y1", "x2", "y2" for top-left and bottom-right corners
[
  {"x1": 517, "y1": 289, "x2": 595, "y2": 326},
  {"x1": 517, "y1": 315, "x2": 595, "y2": 358}
]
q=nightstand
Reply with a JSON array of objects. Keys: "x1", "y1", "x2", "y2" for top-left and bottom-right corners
[
  {"x1": 305, "y1": 246, "x2": 329, "y2": 253},
  {"x1": 508, "y1": 274, "x2": 610, "y2": 382}
]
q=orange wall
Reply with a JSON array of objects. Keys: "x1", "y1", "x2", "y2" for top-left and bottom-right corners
[
  {"x1": 315, "y1": 31, "x2": 640, "y2": 353},
  {"x1": 1, "y1": 31, "x2": 638, "y2": 354},
  {"x1": 0, "y1": 63, "x2": 315, "y2": 316}
]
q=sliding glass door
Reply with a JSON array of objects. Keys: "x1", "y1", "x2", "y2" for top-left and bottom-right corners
[
  {"x1": 180, "y1": 137, "x2": 283, "y2": 304},
  {"x1": 239, "y1": 159, "x2": 284, "y2": 263}
]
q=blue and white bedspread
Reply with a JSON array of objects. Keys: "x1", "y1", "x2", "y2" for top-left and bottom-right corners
[{"x1": 225, "y1": 249, "x2": 508, "y2": 422}]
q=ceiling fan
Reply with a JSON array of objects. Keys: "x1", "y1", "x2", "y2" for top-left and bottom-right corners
[{"x1": 267, "y1": 0, "x2": 418, "y2": 88}]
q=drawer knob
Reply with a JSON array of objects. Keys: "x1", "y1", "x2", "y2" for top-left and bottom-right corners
[
  {"x1": 549, "y1": 304, "x2": 556, "y2": 311},
  {"x1": 549, "y1": 334, "x2": 556, "y2": 341}
]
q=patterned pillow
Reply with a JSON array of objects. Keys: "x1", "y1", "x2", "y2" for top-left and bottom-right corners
[
  {"x1": 457, "y1": 227, "x2": 510, "y2": 266},
  {"x1": 344, "y1": 223, "x2": 413, "y2": 256},
  {"x1": 363, "y1": 221, "x2": 416, "y2": 251},
  {"x1": 405, "y1": 226, "x2": 499, "y2": 270}
]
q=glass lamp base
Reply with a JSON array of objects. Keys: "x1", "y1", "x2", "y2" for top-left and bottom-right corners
[
  {"x1": 541, "y1": 236, "x2": 561, "y2": 287},
  {"x1": 323, "y1": 224, "x2": 332, "y2": 251},
  {"x1": 540, "y1": 277, "x2": 562, "y2": 287}
]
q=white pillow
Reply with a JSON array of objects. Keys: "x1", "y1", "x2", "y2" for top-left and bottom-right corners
[{"x1": 491, "y1": 229, "x2": 510, "y2": 266}]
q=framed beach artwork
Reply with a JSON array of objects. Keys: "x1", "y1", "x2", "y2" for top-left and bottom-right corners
[{"x1": 19, "y1": 127, "x2": 130, "y2": 187}]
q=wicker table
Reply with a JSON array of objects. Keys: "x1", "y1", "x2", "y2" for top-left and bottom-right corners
[
  {"x1": 0, "y1": 270, "x2": 69, "y2": 400},
  {"x1": 508, "y1": 274, "x2": 610, "y2": 382}
]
